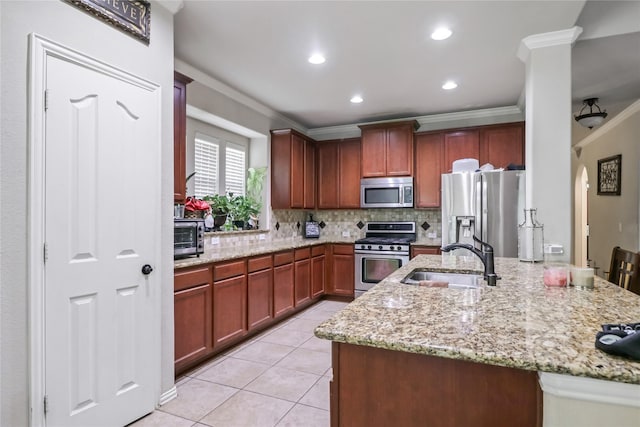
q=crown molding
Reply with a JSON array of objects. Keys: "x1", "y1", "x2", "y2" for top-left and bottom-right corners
[
  {"x1": 517, "y1": 26, "x2": 583, "y2": 62},
  {"x1": 308, "y1": 106, "x2": 524, "y2": 141},
  {"x1": 574, "y1": 99, "x2": 640, "y2": 150},
  {"x1": 174, "y1": 59, "x2": 307, "y2": 133},
  {"x1": 155, "y1": 0, "x2": 184, "y2": 15}
]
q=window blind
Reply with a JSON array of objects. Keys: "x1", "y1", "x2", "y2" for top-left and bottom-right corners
[
  {"x1": 194, "y1": 136, "x2": 219, "y2": 199},
  {"x1": 225, "y1": 144, "x2": 246, "y2": 196}
]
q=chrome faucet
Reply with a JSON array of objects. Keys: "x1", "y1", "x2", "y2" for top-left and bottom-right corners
[{"x1": 441, "y1": 235, "x2": 500, "y2": 286}]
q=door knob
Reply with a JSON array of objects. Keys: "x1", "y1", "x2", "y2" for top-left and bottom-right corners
[{"x1": 141, "y1": 264, "x2": 153, "y2": 275}]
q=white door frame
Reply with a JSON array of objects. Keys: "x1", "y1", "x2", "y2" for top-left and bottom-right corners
[{"x1": 27, "y1": 33, "x2": 162, "y2": 426}]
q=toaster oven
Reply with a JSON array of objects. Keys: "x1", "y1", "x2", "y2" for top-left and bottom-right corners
[{"x1": 174, "y1": 219, "x2": 205, "y2": 258}]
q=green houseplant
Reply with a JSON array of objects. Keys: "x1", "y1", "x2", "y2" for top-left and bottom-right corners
[
  {"x1": 229, "y1": 194, "x2": 260, "y2": 229},
  {"x1": 202, "y1": 194, "x2": 232, "y2": 230}
]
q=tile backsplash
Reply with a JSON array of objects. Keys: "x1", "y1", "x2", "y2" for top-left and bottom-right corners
[{"x1": 270, "y1": 208, "x2": 441, "y2": 241}]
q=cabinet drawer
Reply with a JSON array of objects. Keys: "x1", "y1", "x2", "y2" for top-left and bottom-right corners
[
  {"x1": 311, "y1": 245, "x2": 326, "y2": 257},
  {"x1": 174, "y1": 265, "x2": 212, "y2": 292},
  {"x1": 333, "y1": 244, "x2": 354, "y2": 255},
  {"x1": 274, "y1": 251, "x2": 294, "y2": 266},
  {"x1": 248, "y1": 255, "x2": 273, "y2": 273},
  {"x1": 214, "y1": 260, "x2": 246, "y2": 281},
  {"x1": 295, "y1": 247, "x2": 311, "y2": 260}
]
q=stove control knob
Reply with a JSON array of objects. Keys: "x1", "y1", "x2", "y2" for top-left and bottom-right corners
[
  {"x1": 389, "y1": 246, "x2": 395, "y2": 251},
  {"x1": 360, "y1": 245, "x2": 366, "y2": 250},
  {"x1": 367, "y1": 245, "x2": 372, "y2": 250},
  {"x1": 378, "y1": 245, "x2": 383, "y2": 250},
  {"x1": 397, "y1": 246, "x2": 403, "y2": 251}
]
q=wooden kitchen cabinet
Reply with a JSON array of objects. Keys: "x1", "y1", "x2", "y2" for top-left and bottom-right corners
[
  {"x1": 294, "y1": 247, "x2": 311, "y2": 307},
  {"x1": 414, "y1": 132, "x2": 443, "y2": 208},
  {"x1": 328, "y1": 244, "x2": 355, "y2": 297},
  {"x1": 339, "y1": 138, "x2": 362, "y2": 208},
  {"x1": 317, "y1": 138, "x2": 361, "y2": 209},
  {"x1": 247, "y1": 255, "x2": 273, "y2": 331},
  {"x1": 174, "y1": 266, "x2": 212, "y2": 373},
  {"x1": 212, "y1": 260, "x2": 247, "y2": 349},
  {"x1": 311, "y1": 245, "x2": 326, "y2": 298},
  {"x1": 359, "y1": 120, "x2": 417, "y2": 178},
  {"x1": 317, "y1": 141, "x2": 339, "y2": 208},
  {"x1": 331, "y1": 343, "x2": 541, "y2": 427},
  {"x1": 411, "y1": 245, "x2": 441, "y2": 258},
  {"x1": 271, "y1": 129, "x2": 316, "y2": 209},
  {"x1": 273, "y1": 250, "x2": 295, "y2": 317},
  {"x1": 173, "y1": 71, "x2": 193, "y2": 203},
  {"x1": 443, "y1": 129, "x2": 480, "y2": 173},
  {"x1": 479, "y1": 122, "x2": 524, "y2": 168}
]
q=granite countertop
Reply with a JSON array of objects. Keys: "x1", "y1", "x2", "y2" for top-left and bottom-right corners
[
  {"x1": 174, "y1": 235, "x2": 443, "y2": 269},
  {"x1": 314, "y1": 255, "x2": 640, "y2": 384},
  {"x1": 174, "y1": 236, "x2": 355, "y2": 269}
]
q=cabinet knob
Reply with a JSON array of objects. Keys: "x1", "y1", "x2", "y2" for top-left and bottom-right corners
[{"x1": 141, "y1": 264, "x2": 154, "y2": 275}]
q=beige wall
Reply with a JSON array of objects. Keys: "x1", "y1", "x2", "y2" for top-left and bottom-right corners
[
  {"x1": 0, "y1": 1, "x2": 175, "y2": 424},
  {"x1": 572, "y1": 104, "x2": 640, "y2": 276}
]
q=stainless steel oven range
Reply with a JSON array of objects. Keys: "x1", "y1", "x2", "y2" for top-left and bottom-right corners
[{"x1": 354, "y1": 221, "x2": 416, "y2": 297}]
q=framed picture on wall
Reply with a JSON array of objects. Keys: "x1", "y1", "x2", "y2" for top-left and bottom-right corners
[{"x1": 597, "y1": 154, "x2": 622, "y2": 195}]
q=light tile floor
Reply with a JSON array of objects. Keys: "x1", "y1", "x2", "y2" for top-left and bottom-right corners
[{"x1": 130, "y1": 300, "x2": 348, "y2": 427}]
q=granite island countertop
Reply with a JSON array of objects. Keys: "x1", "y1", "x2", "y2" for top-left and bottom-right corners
[{"x1": 314, "y1": 255, "x2": 640, "y2": 384}]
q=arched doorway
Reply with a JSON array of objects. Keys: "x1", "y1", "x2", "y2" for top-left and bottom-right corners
[{"x1": 574, "y1": 165, "x2": 589, "y2": 267}]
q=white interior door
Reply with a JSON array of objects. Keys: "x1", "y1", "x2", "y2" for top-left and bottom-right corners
[{"x1": 43, "y1": 53, "x2": 160, "y2": 427}]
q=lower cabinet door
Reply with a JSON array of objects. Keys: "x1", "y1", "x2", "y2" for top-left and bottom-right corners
[
  {"x1": 213, "y1": 275, "x2": 247, "y2": 348},
  {"x1": 273, "y1": 263, "x2": 294, "y2": 318},
  {"x1": 174, "y1": 283, "x2": 212, "y2": 371},
  {"x1": 311, "y1": 255, "x2": 326, "y2": 298},
  {"x1": 247, "y1": 269, "x2": 273, "y2": 331},
  {"x1": 294, "y1": 258, "x2": 311, "y2": 306}
]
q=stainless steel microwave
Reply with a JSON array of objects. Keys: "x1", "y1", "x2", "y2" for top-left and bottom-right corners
[
  {"x1": 174, "y1": 219, "x2": 205, "y2": 258},
  {"x1": 360, "y1": 177, "x2": 414, "y2": 208}
]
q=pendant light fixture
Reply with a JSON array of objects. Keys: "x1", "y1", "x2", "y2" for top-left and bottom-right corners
[{"x1": 575, "y1": 98, "x2": 608, "y2": 129}]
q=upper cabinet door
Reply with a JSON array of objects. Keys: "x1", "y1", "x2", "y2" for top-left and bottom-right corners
[
  {"x1": 443, "y1": 129, "x2": 480, "y2": 173},
  {"x1": 317, "y1": 141, "x2": 339, "y2": 209},
  {"x1": 479, "y1": 122, "x2": 524, "y2": 168},
  {"x1": 290, "y1": 133, "x2": 305, "y2": 208},
  {"x1": 303, "y1": 138, "x2": 316, "y2": 209},
  {"x1": 338, "y1": 138, "x2": 362, "y2": 208},
  {"x1": 173, "y1": 72, "x2": 192, "y2": 203},
  {"x1": 386, "y1": 124, "x2": 414, "y2": 176},
  {"x1": 360, "y1": 120, "x2": 417, "y2": 178},
  {"x1": 360, "y1": 127, "x2": 387, "y2": 177},
  {"x1": 415, "y1": 132, "x2": 443, "y2": 208}
]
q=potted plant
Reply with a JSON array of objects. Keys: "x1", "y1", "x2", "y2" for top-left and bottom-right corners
[
  {"x1": 245, "y1": 167, "x2": 267, "y2": 228},
  {"x1": 229, "y1": 194, "x2": 260, "y2": 230},
  {"x1": 202, "y1": 194, "x2": 231, "y2": 230}
]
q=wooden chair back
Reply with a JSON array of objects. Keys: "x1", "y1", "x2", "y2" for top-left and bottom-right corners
[{"x1": 607, "y1": 246, "x2": 640, "y2": 295}]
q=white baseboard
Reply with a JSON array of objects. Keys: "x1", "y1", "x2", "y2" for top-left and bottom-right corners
[{"x1": 158, "y1": 386, "x2": 178, "y2": 406}]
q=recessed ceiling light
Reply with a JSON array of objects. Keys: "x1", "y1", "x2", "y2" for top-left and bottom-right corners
[
  {"x1": 350, "y1": 95, "x2": 363, "y2": 104},
  {"x1": 431, "y1": 27, "x2": 452, "y2": 41},
  {"x1": 308, "y1": 54, "x2": 326, "y2": 64},
  {"x1": 442, "y1": 81, "x2": 458, "y2": 90}
]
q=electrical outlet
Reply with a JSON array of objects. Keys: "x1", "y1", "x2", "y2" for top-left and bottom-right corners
[
  {"x1": 427, "y1": 232, "x2": 437, "y2": 239},
  {"x1": 259, "y1": 234, "x2": 266, "y2": 240},
  {"x1": 342, "y1": 231, "x2": 350, "y2": 238},
  {"x1": 210, "y1": 237, "x2": 220, "y2": 245}
]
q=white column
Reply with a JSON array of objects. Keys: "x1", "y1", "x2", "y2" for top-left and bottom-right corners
[{"x1": 517, "y1": 27, "x2": 582, "y2": 262}]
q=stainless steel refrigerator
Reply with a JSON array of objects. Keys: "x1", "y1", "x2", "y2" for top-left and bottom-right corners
[{"x1": 441, "y1": 170, "x2": 525, "y2": 257}]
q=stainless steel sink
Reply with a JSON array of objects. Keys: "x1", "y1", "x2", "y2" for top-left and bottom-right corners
[{"x1": 401, "y1": 270, "x2": 483, "y2": 289}]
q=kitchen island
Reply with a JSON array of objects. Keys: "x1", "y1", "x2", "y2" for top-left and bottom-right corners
[{"x1": 314, "y1": 255, "x2": 640, "y2": 427}]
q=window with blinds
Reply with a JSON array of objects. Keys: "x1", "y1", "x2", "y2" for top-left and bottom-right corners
[
  {"x1": 225, "y1": 143, "x2": 246, "y2": 196},
  {"x1": 193, "y1": 132, "x2": 247, "y2": 199},
  {"x1": 194, "y1": 134, "x2": 219, "y2": 199}
]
